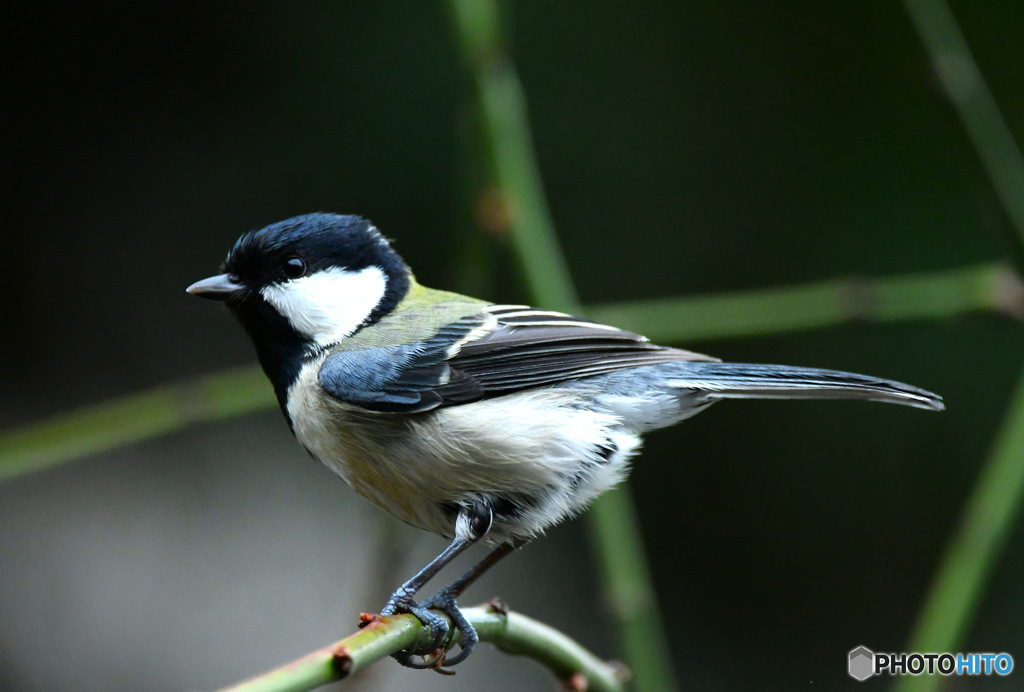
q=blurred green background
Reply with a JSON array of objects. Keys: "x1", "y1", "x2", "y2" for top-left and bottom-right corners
[{"x1": 2, "y1": 1, "x2": 1022, "y2": 690}]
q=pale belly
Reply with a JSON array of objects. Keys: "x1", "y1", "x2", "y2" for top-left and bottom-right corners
[{"x1": 287, "y1": 367, "x2": 640, "y2": 542}]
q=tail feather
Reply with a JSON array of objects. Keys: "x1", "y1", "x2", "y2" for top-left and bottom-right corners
[{"x1": 668, "y1": 363, "x2": 944, "y2": 412}]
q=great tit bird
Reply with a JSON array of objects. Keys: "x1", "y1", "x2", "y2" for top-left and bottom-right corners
[{"x1": 188, "y1": 212, "x2": 943, "y2": 668}]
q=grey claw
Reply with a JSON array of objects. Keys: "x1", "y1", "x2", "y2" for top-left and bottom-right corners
[
  {"x1": 380, "y1": 592, "x2": 451, "y2": 667},
  {"x1": 380, "y1": 583, "x2": 482, "y2": 669},
  {"x1": 420, "y1": 587, "x2": 478, "y2": 667}
]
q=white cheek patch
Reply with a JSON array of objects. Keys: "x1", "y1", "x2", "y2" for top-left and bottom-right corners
[{"x1": 261, "y1": 266, "x2": 387, "y2": 347}]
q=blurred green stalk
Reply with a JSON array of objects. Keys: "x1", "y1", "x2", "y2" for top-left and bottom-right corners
[
  {"x1": 903, "y1": 0, "x2": 1024, "y2": 248},
  {"x1": 895, "y1": 369, "x2": 1024, "y2": 692},
  {"x1": 0, "y1": 367, "x2": 271, "y2": 482},
  {"x1": 1, "y1": 264, "x2": 1013, "y2": 484},
  {"x1": 588, "y1": 263, "x2": 1021, "y2": 344},
  {"x1": 895, "y1": 3, "x2": 1024, "y2": 690},
  {"x1": 447, "y1": 1, "x2": 677, "y2": 689},
  {"x1": 447, "y1": 0, "x2": 578, "y2": 310}
]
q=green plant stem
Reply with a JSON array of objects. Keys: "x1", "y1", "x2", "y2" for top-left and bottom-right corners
[
  {"x1": 587, "y1": 262, "x2": 1022, "y2": 344},
  {"x1": 448, "y1": 0, "x2": 578, "y2": 311},
  {"x1": 215, "y1": 605, "x2": 625, "y2": 692},
  {"x1": 447, "y1": 2, "x2": 677, "y2": 689},
  {"x1": 585, "y1": 486, "x2": 677, "y2": 692},
  {"x1": 903, "y1": 0, "x2": 1024, "y2": 251},
  {"x1": 894, "y1": 368, "x2": 1024, "y2": 692},
  {"x1": 0, "y1": 366, "x2": 271, "y2": 482},
  {"x1": 893, "y1": 5, "x2": 1024, "y2": 690},
  {"x1": 1, "y1": 264, "x2": 1016, "y2": 483}
]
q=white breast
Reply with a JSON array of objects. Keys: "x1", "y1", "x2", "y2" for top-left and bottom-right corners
[{"x1": 286, "y1": 360, "x2": 641, "y2": 543}]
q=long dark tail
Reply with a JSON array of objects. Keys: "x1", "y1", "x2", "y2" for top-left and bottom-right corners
[{"x1": 669, "y1": 363, "x2": 944, "y2": 411}]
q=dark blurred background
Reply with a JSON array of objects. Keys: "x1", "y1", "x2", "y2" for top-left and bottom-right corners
[{"x1": 1, "y1": 2, "x2": 1022, "y2": 690}]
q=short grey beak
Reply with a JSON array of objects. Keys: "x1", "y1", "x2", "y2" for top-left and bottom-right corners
[{"x1": 186, "y1": 273, "x2": 243, "y2": 301}]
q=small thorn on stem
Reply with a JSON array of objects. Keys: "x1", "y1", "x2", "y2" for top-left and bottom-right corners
[
  {"x1": 331, "y1": 647, "x2": 354, "y2": 678},
  {"x1": 608, "y1": 660, "x2": 632, "y2": 683},
  {"x1": 486, "y1": 596, "x2": 509, "y2": 616},
  {"x1": 561, "y1": 672, "x2": 589, "y2": 691}
]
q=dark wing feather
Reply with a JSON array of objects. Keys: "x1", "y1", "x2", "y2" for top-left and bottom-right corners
[
  {"x1": 446, "y1": 306, "x2": 715, "y2": 394},
  {"x1": 318, "y1": 305, "x2": 715, "y2": 413}
]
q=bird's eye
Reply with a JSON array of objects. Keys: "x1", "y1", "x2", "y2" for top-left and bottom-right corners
[{"x1": 282, "y1": 257, "x2": 306, "y2": 279}]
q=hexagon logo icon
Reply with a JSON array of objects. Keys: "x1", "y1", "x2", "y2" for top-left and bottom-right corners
[{"x1": 849, "y1": 646, "x2": 875, "y2": 681}]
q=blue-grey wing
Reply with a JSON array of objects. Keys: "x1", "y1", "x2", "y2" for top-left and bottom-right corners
[
  {"x1": 318, "y1": 314, "x2": 486, "y2": 413},
  {"x1": 318, "y1": 306, "x2": 716, "y2": 413}
]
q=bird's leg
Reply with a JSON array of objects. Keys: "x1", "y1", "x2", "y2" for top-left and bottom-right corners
[
  {"x1": 382, "y1": 502, "x2": 492, "y2": 668},
  {"x1": 418, "y1": 538, "x2": 526, "y2": 667},
  {"x1": 379, "y1": 537, "x2": 472, "y2": 651}
]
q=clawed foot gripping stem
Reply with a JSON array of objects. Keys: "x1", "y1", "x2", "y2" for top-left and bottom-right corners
[{"x1": 376, "y1": 504, "x2": 521, "y2": 671}]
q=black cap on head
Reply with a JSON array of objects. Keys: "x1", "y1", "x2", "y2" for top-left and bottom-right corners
[{"x1": 225, "y1": 213, "x2": 410, "y2": 293}]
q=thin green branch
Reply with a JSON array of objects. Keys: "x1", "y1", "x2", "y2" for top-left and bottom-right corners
[
  {"x1": 894, "y1": 5, "x2": 1024, "y2": 690},
  {"x1": 215, "y1": 604, "x2": 626, "y2": 692},
  {"x1": 1, "y1": 265, "x2": 1016, "y2": 483},
  {"x1": 447, "y1": 2, "x2": 677, "y2": 689},
  {"x1": 586, "y1": 262, "x2": 1023, "y2": 344},
  {"x1": 894, "y1": 368, "x2": 1024, "y2": 692},
  {"x1": 903, "y1": 0, "x2": 1024, "y2": 253},
  {"x1": 584, "y1": 486, "x2": 676, "y2": 691},
  {"x1": 0, "y1": 366, "x2": 271, "y2": 482},
  {"x1": 448, "y1": 0, "x2": 579, "y2": 312}
]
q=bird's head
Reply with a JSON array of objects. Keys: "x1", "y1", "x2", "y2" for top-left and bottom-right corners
[
  {"x1": 187, "y1": 213, "x2": 412, "y2": 401},
  {"x1": 189, "y1": 213, "x2": 410, "y2": 347}
]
